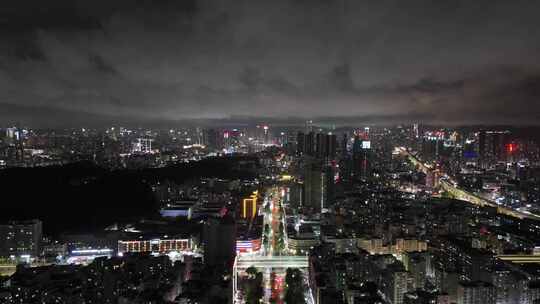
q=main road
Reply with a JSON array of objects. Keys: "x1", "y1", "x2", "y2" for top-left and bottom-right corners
[
  {"x1": 233, "y1": 185, "x2": 312, "y2": 304},
  {"x1": 396, "y1": 147, "x2": 540, "y2": 220}
]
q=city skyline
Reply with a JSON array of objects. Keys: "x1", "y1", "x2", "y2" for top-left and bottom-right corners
[{"x1": 2, "y1": 1, "x2": 540, "y2": 304}]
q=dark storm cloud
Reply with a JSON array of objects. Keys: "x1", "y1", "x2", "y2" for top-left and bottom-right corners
[{"x1": 1, "y1": 0, "x2": 540, "y2": 126}]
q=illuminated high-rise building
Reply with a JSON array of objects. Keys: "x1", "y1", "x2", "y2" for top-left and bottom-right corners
[
  {"x1": 132, "y1": 138, "x2": 153, "y2": 153},
  {"x1": 303, "y1": 160, "x2": 324, "y2": 213},
  {"x1": 297, "y1": 131, "x2": 305, "y2": 155},
  {"x1": 323, "y1": 165, "x2": 336, "y2": 210},
  {"x1": 383, "y1": 262, "x2": 409, "y2": 304},
  {"x1": 195, "y1": 127, "x2": 204, "y2": 145},
  {"x1": 263, "y1": 125, "x2": 270, "y2": 144},
  {"x1": 0, "y1": 219, "x2": 42, "y2": 259},
  {"x1": 5, "y1": 127, "x2": 17, "y2": 144},
  {"x1": 341, "y1": 132, "x2": 349, "y2": 157},
  {"x1": 456, "y1": 281, "x2": 496, "y2": 304},
  {"x1": 352, "y1": 135, "x2": 371, "y2": 180},
  {"x1": 203, "y1": 128, "x2": 222, "y2": 151},
  {"x1": 305, "y1": 120, "x2": 314, "y2": 133},
  {"x1": 282, "y1": 131, "x2": 298, "y2": 154},
  {"x1": 421, "y1": 134, "x2": 444, "y2": 162},
  {"x1": 478, "y1": 130, "x2": 510, "y2": 167},
  {"x1": 315, "y1": 133, "x2": 337, "y2": 160},
  {"x1": 298, "y1": 131, "x2": 336, "y2": 160},
  {"x1": 305, "y1": 132, "x2": 315, "y2": 156}
]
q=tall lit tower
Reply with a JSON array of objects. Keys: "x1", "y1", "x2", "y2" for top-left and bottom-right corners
[
  {"x1": 132, "y1": 138, "x2": 153, "y2": 153},
  {"x1": 305, "y1": 120, "x2": 313, "y2": 133},
  {"x1": 263, "y1": 125, "x2": 269, "y2": 145},
  {"x1": 14, "y1": 125, "x2": 24, "y2": 162}
]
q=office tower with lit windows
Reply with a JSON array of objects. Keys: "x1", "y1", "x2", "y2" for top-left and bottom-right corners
[
  {"x1": 478, "y1": 130, "x2": 511, "y2": 167},
  {"x1": 456, "y1": 281, "x2": 496, "y2": 304},
  {"x1": 352, "y1": 135, "x2": 371, "y2": 180},
  {"x1": 0, "y1": 219, "x2": 42, "y2": 259},
  {"x1": 421, "y1": 135, "x2": 444, "y2": 161},
  {"x1": 263, "y1": 125, "x2": 270, "y2": 144},
  {"x1": 383, "y1": 262, "x2": 409, "y2": 304},
  {"x1": 282, "y1": 131, "x2": 297, "y2": 154},
  {"x1": 132, "y1": 138, "x2": 153, "y2": 153},
  {"x1": 305, "y1": 120, "x2": 314, "y2": 133},
  {"x1": 298, "y1": 131, "x2": 337, "y2": 160}
]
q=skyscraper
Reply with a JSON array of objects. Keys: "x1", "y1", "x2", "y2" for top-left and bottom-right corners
[
  {"x1": 296, "y1": 131, "x2": 315, "y2": 156},
  {"x1": 303, "y1": 160, "x2": 324, "y2": 213},
  {"x1": 478, "y1": 130, "x2": 510, "y2": 167},
  {"x1": 323, "y1": 165, "x2": 336, "y2": 210},
  {"x1": 305, "y1": 120, "x2": 314, "y2": 133},
  {"x1": 297, "y1": 132, "x2": 305, "y2": 155},
  {"x1": 384, "y1": 262, "x2": 409, "y2": 304},
  {"x1": 263, "y1": 125, "x2": 270, "y2": 144},
  {"x1": 132, "y1": 138, "x2": 153, "y2": 153},
  {"x1": 305, "y1": 132, "x2": 315, "y2": 156},
  {"x1": 203, "y1": 129, "x2": 222, "y2": 151},
  {"x1": 352, "y1": 135, "x2": 371, "y2": 180},
  {"x1": 317, "y1": 133, "x2": 337, "y2": 160},
  {"x1": 341, "y1": 132, "x2": 349, "y2": 157},
  {"x1": 298, "y1": 131, "x2": 337, "y2": 160}
]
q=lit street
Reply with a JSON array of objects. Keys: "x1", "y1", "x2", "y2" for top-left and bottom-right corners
[{"x1": 234, "y1": 185, "x2": 311, "y2": 303}]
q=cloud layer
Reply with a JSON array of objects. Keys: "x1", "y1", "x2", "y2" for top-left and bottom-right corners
[{"x1": 1, "y1": 0, "x2": 540, "y2": 126}]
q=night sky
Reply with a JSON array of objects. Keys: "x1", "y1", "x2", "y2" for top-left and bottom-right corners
[{"x1": 1, "y1": 0, "x2": 540, "y2": 126}]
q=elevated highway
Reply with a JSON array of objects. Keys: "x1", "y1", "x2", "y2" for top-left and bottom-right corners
[{"x1": 396, "y1": 147, "x2": 540, "y2": 221}]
